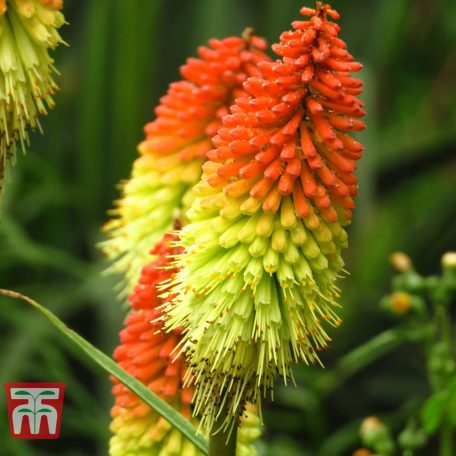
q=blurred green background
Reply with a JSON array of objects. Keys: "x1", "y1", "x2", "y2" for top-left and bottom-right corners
[{"x1": 0, "y1": 0, "x2": 455, "y2": 455}]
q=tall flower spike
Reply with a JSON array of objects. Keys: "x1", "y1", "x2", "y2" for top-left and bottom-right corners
[
  {"x1": 163, "y1": 2, "x2": 365, "y2": 430},
  {"x1": 102, "y1": 32, "x2": 270, "y2": 295},
  {"x1": 110, "y1": 232, "x2": 261, "y2": 456},
  {"x1": 0, "y1": 0, "x2": 65, "y2": 191}
]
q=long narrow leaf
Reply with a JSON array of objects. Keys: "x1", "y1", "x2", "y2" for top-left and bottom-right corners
[{"x1": 0, "y1": 289, "x2": 209, "y2": 454}]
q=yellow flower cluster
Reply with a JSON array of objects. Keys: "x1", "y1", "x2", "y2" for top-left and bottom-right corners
[{"x1": 0, "y1": 0, "x2": 65, "y2": 190}]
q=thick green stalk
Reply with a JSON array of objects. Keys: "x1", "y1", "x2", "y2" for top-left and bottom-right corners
[
  {"x1": 208, "y1": 407, "x2": 238, "y2": 456},
  {"x1": 440, "y1": 419, "x2": 453, "y2": 456}
]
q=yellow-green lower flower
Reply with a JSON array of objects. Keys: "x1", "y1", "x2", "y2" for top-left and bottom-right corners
[
  {"x1": 110, "y1": 404, "x2": 261, "y2": 456},
  {"x1": 163, "y1": 170, "x2": 348, "y2": 430},
  {"x1": 0, "y1": 0, "x2": 65, "y2": 190},
  {"x1": 109, "y1": 233, "x2": 261, "y2": 455}
]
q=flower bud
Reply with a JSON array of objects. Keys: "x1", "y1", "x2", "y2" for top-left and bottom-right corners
[
  {"x1": 398, "y1": 425, "x2": 426, "y2": 451},
  {"x1": 390, "y1": 251, "x2": 413, "y2": 272},
  {"x1": 441, "y1": 251, "x2": 456, "y2": 291},
  {"x1": 441, "y1": 251, "x2": 456, "y2": 270},
  {"x1": 352, "y1": 450, "x2": 373, "y2": 456},
  {"x1": 389, "y1": 291, "x2": 412, "y2": 315},
  {"x1": 360, "y1": 417, "x2": 394, "y2": 455}
]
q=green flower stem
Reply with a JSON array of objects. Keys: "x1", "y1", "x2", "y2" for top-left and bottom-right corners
[
  {"x1": 208, "y1": 406, "x2": 238, "y2": 456},
  {"x1": 428, "y1": 273, "x2": 454, "y2": 456},
  {"x1": 440, "y1": 419, "x2": 453, "y2": 456},
  {"x1": 437, "y1": 306, "x2": 453, "y2": 456},
  {"x1": 0, "y1": 289, "x2": 209, "y2": 455},
  {"x1": 316, "y1": 328, "x2": 428, "y2": 397}
]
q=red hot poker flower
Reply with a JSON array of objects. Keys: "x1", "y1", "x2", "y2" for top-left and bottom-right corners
[{"x1": 163, "y1": 2, "x2": 365, "y2": 430}]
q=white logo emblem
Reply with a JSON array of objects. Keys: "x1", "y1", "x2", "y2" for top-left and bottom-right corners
[{"x1": 9, "y1": 387, "x2": 60, "y2": 435}]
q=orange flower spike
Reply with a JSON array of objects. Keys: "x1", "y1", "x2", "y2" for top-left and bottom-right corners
[
  {"x1": 199, "y1": 1, "x2": 366, "y2": 224},
  {"x1": 163, "y1": 2, "x2": 365, "y2": 431},
  {"x1": 102, "y1": 33, "x2": 271, "y2": 296}
]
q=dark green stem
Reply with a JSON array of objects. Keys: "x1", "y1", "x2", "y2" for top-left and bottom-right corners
[
  {"x1": 208, "y1": 407, "x2": 238, "y2": 456},
  {"x1": 440, "y1": 419, "x2": 453, "y2": 456}
]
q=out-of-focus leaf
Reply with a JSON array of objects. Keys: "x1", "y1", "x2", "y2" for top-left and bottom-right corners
[{"x1": 421, "y1": 391, "x2": 448, "y2": 434}]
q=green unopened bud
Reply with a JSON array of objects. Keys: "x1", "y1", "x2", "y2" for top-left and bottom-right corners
[
  {"x1": 271, "y1": 228, "x2": 287, "y2": 252},
  {"x1": 256, "y1": 212, "x2": 274, "y2": 237},
  {"x1": 310, "y1": 254, "x2": 328, "y2": 272},
  {"x1": 238, "y1": 215, "x2": 259, "y2": 243},
  {"x1": 314, "y1": 222, "x2": 332, "y2": 243},
  {"x1": 302, "y1": 235, "x2": 320, "y2": 259},
  {"x1": 220, "y1": 203, "x2": 242, "y2": 220},
  {"x1": 240, "y1": 196, "x2": 262, "y2": 215},
  {"x1": 212, "y1": 216, "x2": 232, "y2": 233},
  {"x1": 428, "y1": 342, "x2": 456, "y2": 389},
  {"x1": 398, "y1": 425, "x2": 427, "y2": 451},
  {"x1": 360, "y1": 416, "x2": 394, "y2": 455},
  {"x1": 280, "y1": 197, "x2": 297, "y2": 228},
  {"x1": 219, "y1": 220, "x2": 244, "y2": 248},
  {"x1": 290, "y1": 221, "x2": 307, "y2": 245},
  {"x1": 284, "y1": 240, "x2": 300, "y2": 264},
  {"x1": 248, "y1": 236, "x2": 268, "y2": 257}
]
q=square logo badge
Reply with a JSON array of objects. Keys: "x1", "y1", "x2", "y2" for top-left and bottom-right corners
[{"x1": 4, "y1": 383, "x2": 66, "y2": 439}]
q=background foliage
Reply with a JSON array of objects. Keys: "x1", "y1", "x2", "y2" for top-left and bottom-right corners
[{"x1": 0, "y1": 0, "x2": 455, "y2": 455}]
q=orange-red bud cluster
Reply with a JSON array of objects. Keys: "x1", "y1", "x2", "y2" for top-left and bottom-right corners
[
  {"x1": 208, "y1": 2, "x2": 365, "y2": 225},
  {"x1": 141, "y1": 34, "x2": 269, "y2": 165},
  {"x1": 110, "y1": 233, "x2": 192, "y2": 419}
]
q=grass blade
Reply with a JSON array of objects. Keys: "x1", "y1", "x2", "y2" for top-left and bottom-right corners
[{"x1": 0, "y1": 289, "x2": 209, "y2": 455}]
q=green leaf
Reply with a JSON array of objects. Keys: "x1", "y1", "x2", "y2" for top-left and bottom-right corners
[
  {"x1": 421, "y1": 391, "x2": 449, "y2": 434},
  {"x1": 37, "y1": 390, "x2": 56, "y2": 396},
  {"x1": 17, "y1": 408, "x2": 34, "y2": 414},
  {"x1": 447, "y1": 378, "x2": 456, "y2": 427},
  {"x1": 14, "y1": 391, "x2": 33, "y2": 396},
  {"x1": 315, "y1": 328, "x2": 424, "y2": 396},
  {"x1": 0, "y1": 289, "x2": 208, "y2": 455},
  {"x1": 38, "y1": 409, "x2": 53, "y2": 413}
]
